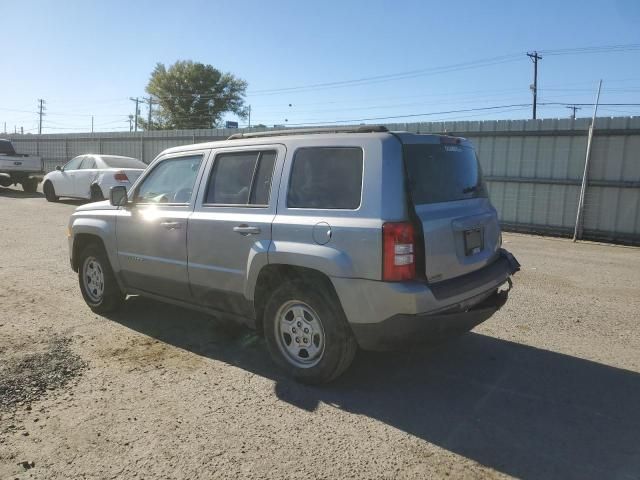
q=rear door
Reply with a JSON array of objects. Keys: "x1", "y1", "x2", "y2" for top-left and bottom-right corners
[
  {"x1": 403, "y1": 139, "x2": 501, "y2": 283},
  {"x1": 187, "y1": 145, "x2": 284, "y2": 316}
]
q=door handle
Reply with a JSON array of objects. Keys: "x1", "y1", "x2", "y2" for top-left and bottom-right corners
[
  {"x1": 160, "y1": 221, "x2": 183, "y2": 230},
  {"x1": 233, "y1": 224, "x2": 261, "y2": 235}
]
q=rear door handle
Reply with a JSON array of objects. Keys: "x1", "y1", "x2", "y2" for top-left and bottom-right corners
[
  {"x1": 160, "y1": 221, "x2": 183, "y2": 230},
  {"x1": 233, "y1": 225, "x2": 261, "y2": 235}
]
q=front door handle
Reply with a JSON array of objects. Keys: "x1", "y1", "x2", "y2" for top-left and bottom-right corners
[
  {"x1": 233, "y1": 224, "x2": 261, "y2": 235},
  {"x1": 160, "y1": 221, "x2": 183, "y2": 230}
]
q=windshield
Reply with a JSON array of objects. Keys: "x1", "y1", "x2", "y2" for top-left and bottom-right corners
[
  {"x1": 403, "y1": 143, "x2": 487, "y2": 205},
  {"x1": 100, "y1": 156, "x2": 147, "y2": 169}
]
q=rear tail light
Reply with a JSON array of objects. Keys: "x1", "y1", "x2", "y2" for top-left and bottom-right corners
[
  {"x1": 382, "y1": 222, "x2": 416, "y2": 281},
  {"x1": 114, "y1": 171, "x2": 129, "y2": 182}
]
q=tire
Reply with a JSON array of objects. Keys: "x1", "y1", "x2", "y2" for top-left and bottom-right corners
[
  {"x1": 43, "y1": 181, "x2": 58, "y2": 202},
  {"x1": 21, "y1": 178, "x2": 38, "y2": 193},
  {"x1": 263, "y1": 280, "x2": 357, "y2": 384},
  {"x1": 90, "y1": 184, "x2": 104, "y2": 202},
  {"x1": 77, "y1": 243, "x2": 124, "y2": 314}
]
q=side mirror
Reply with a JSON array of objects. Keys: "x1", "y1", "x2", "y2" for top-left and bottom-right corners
[
  {"x1": 110, "y1": 186, "x2": 128, "y2": 207},
  {"x1": 55, "y1": 165, "x2": 62, "y2": 171}
]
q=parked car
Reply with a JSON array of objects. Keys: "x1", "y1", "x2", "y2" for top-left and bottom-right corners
[
  {"x1": 43, "y1": 154, "x2": 147, "y2": 202},
  {"x1": 67, "y1": 126, "x2": 520, "y2": 384},
  {"x1": 0, "y1": 139, "x2": 43, "y2": 193}
]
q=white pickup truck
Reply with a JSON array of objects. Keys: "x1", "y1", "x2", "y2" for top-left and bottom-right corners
[{"x1": 0, "y1": 139, "x2": 44, "y2": 193}]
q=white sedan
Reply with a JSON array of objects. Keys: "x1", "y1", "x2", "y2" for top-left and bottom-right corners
[{"x1": 43, "y1": 154, "x2": 147, "y2": 202}]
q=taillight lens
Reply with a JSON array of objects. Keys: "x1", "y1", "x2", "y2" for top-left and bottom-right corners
[
  {"x1": 382, "y1": 222, "x2": 416, "y2": 281},
  {"x1": 114, "y1": 171, "x2": 129, "y2": 182}
]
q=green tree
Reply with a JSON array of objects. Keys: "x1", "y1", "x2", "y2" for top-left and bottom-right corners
[{"x1": 139, "y1": 61, "x2": 248, "y2": 130}]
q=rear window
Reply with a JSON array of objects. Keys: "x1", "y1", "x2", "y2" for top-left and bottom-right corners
[
  {"x1": 101, "y1": 156, "x2": 146, "y2": 169},
  {"x1": 403, "y1": 143, "x2": 487, "y2": 205},
  {"x1": 288, "y1": 147, "x2": 363, "y2": 209}
]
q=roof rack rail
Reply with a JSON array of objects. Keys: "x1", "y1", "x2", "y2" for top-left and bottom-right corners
[{"x1": 227, "y1": 125, "x2": 388, "y2": 140}]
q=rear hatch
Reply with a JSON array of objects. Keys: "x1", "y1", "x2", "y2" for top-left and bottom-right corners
[{"x1": 403, "y1": 138, "x2": 500, "y2": 283}]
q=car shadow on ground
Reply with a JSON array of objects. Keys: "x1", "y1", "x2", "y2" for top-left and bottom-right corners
[
  {"x1": 107, "y1": 296, "x2": 640, "y2": 480},
  {"x1": 0, "y1": 186, "x2": 44, "y2": 198}
]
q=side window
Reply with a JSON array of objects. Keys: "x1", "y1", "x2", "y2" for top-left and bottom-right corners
[
  {"x1": 205, "y1": 150, "x2": 276, "y2": 206},
  {"x1": 79, "y1": 157, "x2": 96, "y2": 169},
  {"x1": 287, "y1": 147, "x2": 363, "y2": 209},
  {"x1": 64, "y1": 157, "x2": 83, "y2": 171},
  {"x1": 135, "y1": 155, "x2": 202, "y2": 204}
]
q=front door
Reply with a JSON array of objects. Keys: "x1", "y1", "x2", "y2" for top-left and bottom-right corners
[
  {"x1": 58, "y1": 156, "x2": 84, "y2": 196},
  {"x1": 115, "y1": 152, "x2": 207, "y2": 300},
  {"x1": 188, "y1": 146, "x2": 284, "y2": 316}
]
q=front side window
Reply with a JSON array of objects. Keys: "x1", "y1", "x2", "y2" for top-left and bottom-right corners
[
  {"x1": 79, "y1": 157, "x2": 96, "y2": 169},
  {"x1": 287, "y1": 147, "x2": 363, "y2": 209},
  {"x1": 64, "y1": 157, "x2": 83, "y2": 171},
  {"x1": 135, "y1": 155, "x2": 202, "y2": 204},
  {"x1": 205, "y1": 150, "x2": 276, "y2": 206}
]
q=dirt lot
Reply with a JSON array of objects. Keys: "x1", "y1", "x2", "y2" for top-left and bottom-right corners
[{"x1": 1, "y1": 185, "x2": 639, "y2": 480}]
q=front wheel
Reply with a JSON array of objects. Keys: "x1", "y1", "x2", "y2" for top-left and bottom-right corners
[
  {"x1": 78, "y1": 244, "x2": 124, "y2": 313},
  {"x1": 43, "y1": 181, "x2": 58, "y2": 202},
  {"x1": 263, "y1": 280, "x2": 357, "y2": 384}
]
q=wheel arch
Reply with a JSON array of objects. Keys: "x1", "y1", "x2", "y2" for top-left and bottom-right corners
[
  {"x1": 253, "y1": 264, "x2": 341, "y2": 335},
  {"x1": 72, "y1": 233, "x2": 107, "y2": 272}
]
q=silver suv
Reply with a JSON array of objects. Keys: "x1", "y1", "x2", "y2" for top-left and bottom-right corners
[{"x1": 68, "y1": 126, "x2": 519, "y2": 384}]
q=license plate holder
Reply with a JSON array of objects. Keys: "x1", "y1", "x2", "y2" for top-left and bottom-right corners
[{"x1": 464, "y1": 228, "x2": 483, "y2": 256}]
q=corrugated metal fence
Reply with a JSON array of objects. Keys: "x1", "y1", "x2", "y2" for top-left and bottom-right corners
[{"x1": 5, "y1": 117, "x2": 640, "y2": 244}]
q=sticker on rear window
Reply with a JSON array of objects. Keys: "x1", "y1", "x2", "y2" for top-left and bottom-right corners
[{"x1": 444, "y1": 145, "x2": 463, "y2": 152}]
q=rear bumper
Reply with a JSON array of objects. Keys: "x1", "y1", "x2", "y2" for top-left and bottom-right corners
[
  {"x1": 331, "y1": 248, "x2": 520, "y2": 350},
  {"x1": 351, "y1": 288, "x2": 509, "y2": 351}
]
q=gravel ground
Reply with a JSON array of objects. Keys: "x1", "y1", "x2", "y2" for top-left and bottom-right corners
[{"x1": 1, "y1": 185, "x2": 639, "y2": 480}]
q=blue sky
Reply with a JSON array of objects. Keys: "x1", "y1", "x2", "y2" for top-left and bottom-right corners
[{"x1": 2, "y1": 0, "x2": 640, "y2": 133}]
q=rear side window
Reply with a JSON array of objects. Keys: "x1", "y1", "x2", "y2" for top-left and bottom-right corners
[
  {"x1": 287, "y1": 147, "x2": 363, "y2": 209},
  {"x1": 403, "y1": 143, "x2": 487, "y2": 205},
  {"x1": 101, "y1": 156, "x2": 146, "y2": 169},
  {"x1": 205, "y1": 150, "x2": 276, "y2": 206}
]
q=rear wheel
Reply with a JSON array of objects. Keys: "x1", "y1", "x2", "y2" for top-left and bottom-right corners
[
  {"x1": 43, "y1": 181, "x2": 58, "y2": 202},
  {"x1": 263, "y1": 280, "x2": 357, "y2": 384},
  {"x1": 21, "y1": 178, "x2": 38, "y2": 193},
  {"x1": 90, "y1": 184, "x2": 104, "y2": 202},
  {"x1": 78, "y1": 243, "x2": 124, "y2": 313}
]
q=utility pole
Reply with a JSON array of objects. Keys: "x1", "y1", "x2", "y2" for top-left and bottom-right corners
[
  {"x1": 566, "y1": 105, "x2": 581, "y2": 120},
  {"x1": 37, "y1": 99, "x2": 46, "y2": 134},
  {"x1": 143, "y1": 96, "x2": 156, "y2": 130},
  {"x1": 91, "y1": 115, "x2": 94, "y2": 133},
  {"x1": 526, "y1": 52, "x2": 542, "y2": 119},
  {"x1": 248, "y1": 105, "x2": 251, "y2": 128},
  {"x1": 3, "y1": 122, "x2": 5, "y2": 134},
  {"x1": 129, "y1": 97, "x2": 141, "y2": 132},
  {"x1": 20, "y1": 126, "x2": 23, "y2": 135}
]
